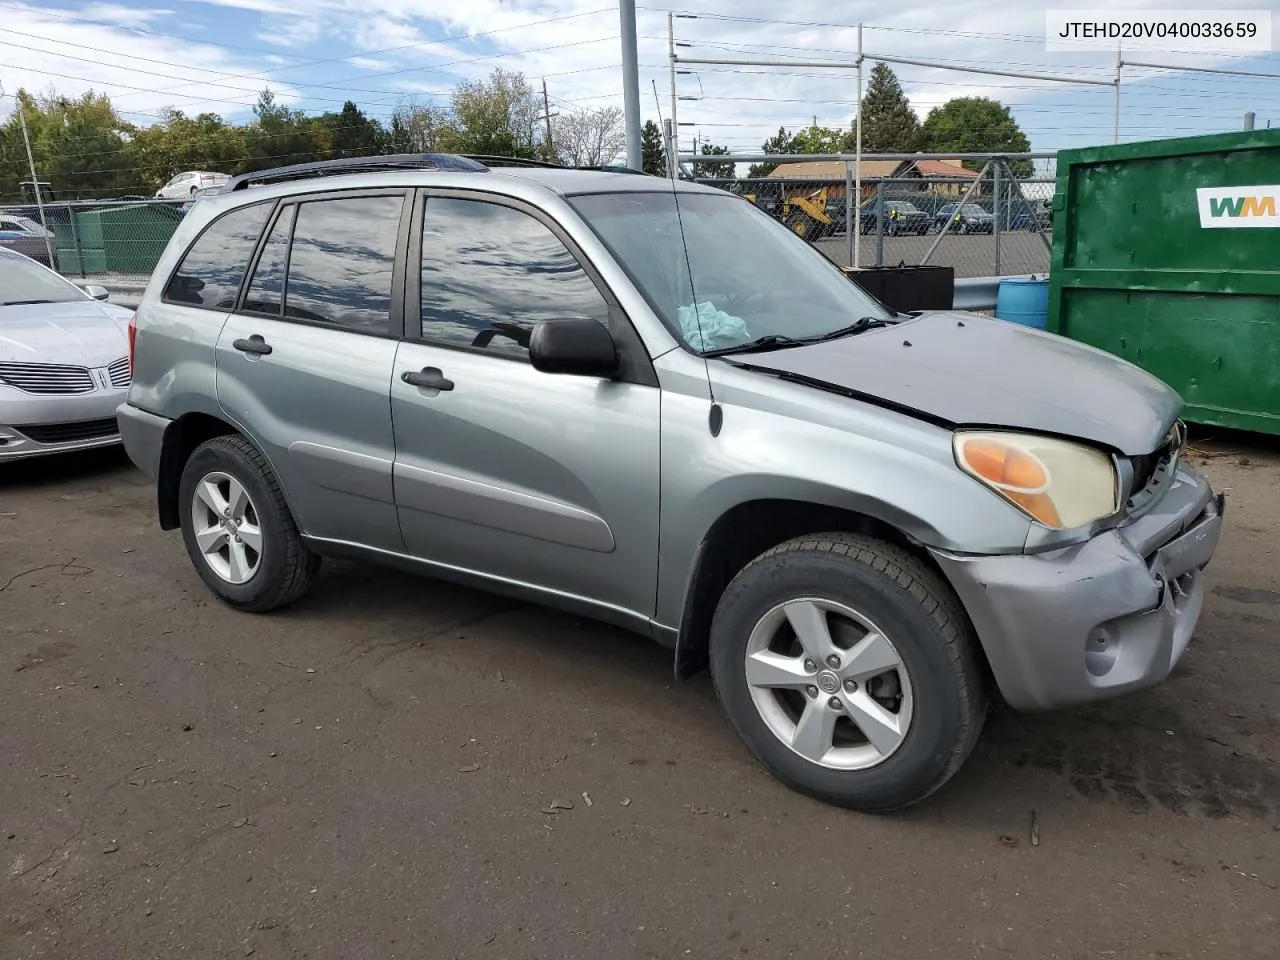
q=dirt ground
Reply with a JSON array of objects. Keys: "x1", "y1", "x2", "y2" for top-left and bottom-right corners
[{"x1": 1, "y1": 436, "x2": 1277, "y2": 960}]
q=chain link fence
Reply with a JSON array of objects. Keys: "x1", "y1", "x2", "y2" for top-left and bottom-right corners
[
  {"x1": 0, "y1": 198, "x2": 189, "y2": 281},
  {"x1": 691, "y1": 154, "x2": 1057, "y2": 279}
]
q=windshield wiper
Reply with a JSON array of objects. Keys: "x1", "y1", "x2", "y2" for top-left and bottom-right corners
[
  {"x1": 808, "y1": 316, "x2": 898, "y2": 342},
  {"x1": 2, "y1": 299, "x2": 59, "y2": 306},
  {"x1": 702, "y1": 334, "x2": 809, "y2": 358}
]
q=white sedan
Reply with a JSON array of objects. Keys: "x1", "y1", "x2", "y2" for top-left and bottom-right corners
[
  {"x1": 155, "y1": 171, "x2": 230, "y2": 199},
  {"x1": 0, "y1": 250, "x2": 133, "y2": 461}
]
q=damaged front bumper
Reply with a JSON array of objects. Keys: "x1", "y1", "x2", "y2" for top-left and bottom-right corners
[{"x1": 930, "y1": 464, "x2": 1223, "y2": 712}]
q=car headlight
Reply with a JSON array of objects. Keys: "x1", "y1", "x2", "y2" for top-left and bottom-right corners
[{"x1": 953, "y1": 430, "x2": 1119, "y2": 530}]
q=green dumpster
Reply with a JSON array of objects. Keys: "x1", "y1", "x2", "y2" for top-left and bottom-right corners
[
  {"x1": 1047, "y1": 129, "x2": 1280, "y2": 435},
  {"x1": 72, "y1": 204, "x2": 182, "y2": 276}
]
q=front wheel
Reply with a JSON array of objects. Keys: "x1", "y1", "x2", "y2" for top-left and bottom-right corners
[
  {"x1": 709, "y1": 533, "x2": 988, "y2": 812},
  {"x1": 178, "y1": 435, "x2": 320, "y2": 612}
]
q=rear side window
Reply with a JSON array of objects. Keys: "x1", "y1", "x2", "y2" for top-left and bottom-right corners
[
  {"x1": 283, "y1": 195, "x2": 403, "y2": 334},
  {"x1": 242, "y1": 205, "x2": 295, "y2": 317},
  {"x1": 164, "y1": 202, "x2": 271, "y2": 310}
]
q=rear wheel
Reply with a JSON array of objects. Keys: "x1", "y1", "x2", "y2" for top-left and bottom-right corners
[
  {"x1": 709, "y1": 533, "x2": 988, "y2": 812},
  {"x1": 178, "y1": 435, "x2": 319, "y2": 612}
]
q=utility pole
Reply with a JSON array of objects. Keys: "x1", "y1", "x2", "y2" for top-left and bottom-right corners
[
  {"x1": 618, "y1": 0, "x2": 642, "y2": 170},
  {"x1": 1244, "y1": 111, "x2": 1256, "y2": 130},
  {"x1": 541, "y1": 80, "x2": 555, "y2": 162},
  {"x1": 668, "y1": 12, "x2": 679, "y2": 178},
  {"x1": 9, "y1": 86, "x2": 56, "y2": 268}
]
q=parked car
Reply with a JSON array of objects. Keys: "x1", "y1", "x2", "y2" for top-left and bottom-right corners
[
  {"x1": 118, "y1": 154, "x2": 1223, "y2": 813},
  {"x1": 182, "y1": 185, "x2": 224, "y2": 212},
  {"x1": 934, "y1": 202, "x2": 995, "y2": 234},
  {"x1": 155, "y1": 171, "x2": 230, "y2": 199},
  {"x1": 858, "y1": 199, "x2": 932, "y2": 236},
  {"x1": 1012, "y1": 198, "x2": 1053, "y2": 231},
  {"x1": 0, "y1": 214, "x2": 54, "y2": 267},
  {"x1": 1, "y1": 249, "x2": 132, "y2": 460}
]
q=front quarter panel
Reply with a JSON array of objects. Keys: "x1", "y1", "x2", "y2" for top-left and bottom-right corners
[{"x1": 653, "y1": 351, "x2": 1033, "y2": 628}]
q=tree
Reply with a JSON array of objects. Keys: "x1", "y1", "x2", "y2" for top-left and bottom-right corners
[
  {"x1": 387, "y1": 97, "x2": 453, "y2": 153},
  {"x1": 127, "y1": 109, "x2": 244, "y2": 191},
  {"x1": 691, "y1": 142, "x2": 734, "y2": 180},
  {"x1": 552, "y1": 106, "x2": 626, "y2": 167},
  {"x1": 243, "y1": 89, "x2": 328, "y2": 172},
  {"x1": 443, "y1": 68, "x2": 541, "y2": 158},
  {"x1": 317, "y1": 101, "x2": 385, "y2": 159},
  {"x1": 922, "y1": 97, "x2": 1032, "y2": 176},
  {"x1": 5, "y1": 89, "x2": 138, "y2": 199},
  {"x1": 746, "y1": 124, "x2": 850, "y2": 178},
  {"x1": 858, "y1": 62, "x2": 923, "y2": 152},
  {"x1": 641, "y1": 119, "x2": 666, "y2": 176}
]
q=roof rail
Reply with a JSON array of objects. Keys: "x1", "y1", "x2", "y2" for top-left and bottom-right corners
[
  {"x1": 461, "y1": 155, "x2": 563, "y2": 169},
  {"x1": 585, "y1": 164, "x2": 649, "y2": 176},
  {"x1": 224, "y1": 153, "x2": 489, "y2": 192}
]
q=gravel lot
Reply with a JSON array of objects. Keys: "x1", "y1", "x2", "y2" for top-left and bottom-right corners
[{"x1": 2, "y1": 439, "x2": 1278, "y2": 960}]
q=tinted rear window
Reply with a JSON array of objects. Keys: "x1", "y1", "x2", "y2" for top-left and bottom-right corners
[{"x1": 164, "y1": 202, "x2": 271, "y2": 310}]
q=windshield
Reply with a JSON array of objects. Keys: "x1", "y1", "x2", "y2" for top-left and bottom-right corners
[
  {"x1": 891, "y1": 202, "x2": 921, "y2": 213},
  {"x1": 0, "y1": 251, "x2": 86, "y2": 306},
  {"x1": 963, "y1": 205, "x2": 987, "y2": 215},
  {"x1": 569, "y1": 191, "x2": 891, "y2": 353}
]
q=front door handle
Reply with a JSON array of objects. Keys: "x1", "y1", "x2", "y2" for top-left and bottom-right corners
[
  {"x1": 401, "y1": 367, "x2": 454, "y2": 391},
  {"x1": 233, "y1": 335, "x2": 272, "y2": 356}
]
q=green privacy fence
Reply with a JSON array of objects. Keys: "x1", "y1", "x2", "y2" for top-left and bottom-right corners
[{"x1": 1, "y1": 200, "x2": 188, "y2": 278}]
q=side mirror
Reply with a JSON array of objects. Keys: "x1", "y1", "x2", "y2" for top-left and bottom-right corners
[
  {"x1": 529, "y1": 318, "x2": 620, "y2": 378},
  {"x1": 82, "y1": 284, "x2": 110, "y2": 301}
]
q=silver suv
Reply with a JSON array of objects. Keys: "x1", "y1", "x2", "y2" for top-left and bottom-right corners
[{"x1": 117, "y1": 154, "x2": 1223, "y2": 812}]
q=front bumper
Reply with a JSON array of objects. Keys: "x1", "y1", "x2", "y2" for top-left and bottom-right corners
[
  {"x1": 0, "y1": 387, "x2": 128, "y2": 461},
  {"x1": 931, "y1": 464, "x2": 1223, "y2": 712}
]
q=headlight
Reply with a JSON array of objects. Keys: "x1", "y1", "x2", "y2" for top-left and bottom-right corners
[{"x1": 953, "y1": 431, "x2": 1119, "y2": 530}]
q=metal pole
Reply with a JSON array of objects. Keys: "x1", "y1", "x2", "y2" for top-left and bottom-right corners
[
  {"x1": 618, "y1": 0, "x2": 642, "y2": 171},
  {"x1": 875, "y1": 181, "x2": 885, "y2": 267},
  {"x1": 663, "y1": 118, "x2": 675, "y2": 179},
  {"x1": 844, "y1": 162, "x2": 853, "y2": 267},
  {"x1": 993, "y1": 160, "x2": 1002, "y2": 275},
  {"x1": 542, "y1": 80, "x2": 555, "y2": 162},
  {"x1": 668, "y1": 13, "x2": 679, "y2": 179},
  {"x1": 854, "y1": 23, "x2": 863, "y2": 270},
  {"x1": 1113, "y1": 46, "x2": 1121, "y2": 144},
  {"x1": 17, "y1": 96, "x2": 56, "y2": 269},
  {"x1": 1244, "y1": 111, "x2": 1256, "y2": 131}
]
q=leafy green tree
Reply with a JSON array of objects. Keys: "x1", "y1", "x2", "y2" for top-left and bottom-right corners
[
  {"x1": 641, "y1": 119, "x2": 666, "y2": 176},
  {"x1": 922, "y1": 97, "x2": 1033, "y2": 176},
  {"x1": 746, "y1": 124, "x2": 849, "y2": 177},
  {"x1": 243, "y1": 89, "x2": 328, "y2": 172},
  {"x1": 317, "y1": 101, "x2": 386, "y2": 159},
  {"x1": 691, "y1": 142, "x2": 734, "y2": 180},
  {"x1": 1, "y1": 90, "x2": 136, "y2": 199},
  {"x1": 442, "y1": 68, "x2": 541, "y2": 158},
  {"x1": 127, "y1": 109, "x2": 244, "y2": 191},
  {"x1": 859, "y1": 62, "x2": 923, "y2": 152}
]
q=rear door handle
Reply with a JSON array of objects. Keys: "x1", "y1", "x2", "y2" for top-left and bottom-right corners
[
  {"x1": 233, "y1": 335, "x2": 272, "y2": 356},
  {"x1": 401, "y1": 367, "x2": 454, "y2": 391}
]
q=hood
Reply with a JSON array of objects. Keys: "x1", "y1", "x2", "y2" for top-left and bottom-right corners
[
  {"x1": 731, "y1": 312, "x2": 1181, "y2": 456},
  {"x1": 0, "y1": 300, "x2": 132, "y2": 367}
]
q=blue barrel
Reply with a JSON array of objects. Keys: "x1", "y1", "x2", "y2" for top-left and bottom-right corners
[{"x1": 995, "y1": 276, "x2": 1050, "y2": 329}]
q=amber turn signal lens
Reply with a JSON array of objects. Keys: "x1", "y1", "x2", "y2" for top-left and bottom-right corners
[{"x1": 960, "y1": 438, "x2": 1048, "y2": 493}]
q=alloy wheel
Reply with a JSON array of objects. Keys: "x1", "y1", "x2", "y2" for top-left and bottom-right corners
[{"x1": 190, "y1": 471, "x2": 263, "y2": 584}]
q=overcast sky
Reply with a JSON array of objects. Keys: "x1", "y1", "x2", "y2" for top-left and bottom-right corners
[{"x1": 1, "y1": 0, "x2": 1276, "y2": 158}]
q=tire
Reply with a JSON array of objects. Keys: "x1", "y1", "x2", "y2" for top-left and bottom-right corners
[
  {"x1": 709, "y1": 533, "x2": 987, "y2": 812},
  {"x1": 178, "y1": 435, "x2": 320, "y2": 612}
]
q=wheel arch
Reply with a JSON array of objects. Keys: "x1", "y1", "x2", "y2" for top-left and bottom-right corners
[
  {"x1": 672, "y1": 497, "x2": 964, "y2": 680},
  {"x1": 156, "y1": 412, "x2": 241, "y2": 529}
]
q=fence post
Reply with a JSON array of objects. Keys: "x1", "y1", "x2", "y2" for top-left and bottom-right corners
[
  {"x1": 844, "y1": 161, "x2": 854, "y2": 269},
  {"x1": 993, "y1": 160, "x2": 1002, "y2": 276},
  {"x1": 67, "y1": 202, "x2": 86, "y2": 278},
  {"x1": 875, "y1": 181, "x2": 885, "y2": 267}
]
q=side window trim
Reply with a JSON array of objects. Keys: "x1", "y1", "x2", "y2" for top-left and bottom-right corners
[
  {"x1": 160, "y1": 198, "x2": 278, "y2": 313},
  {"x1": 236, "y1": 201, "x2": 295, "y2": 319},
  {"x1": 406, "y1": 187, "x2": 658, "y2": 387},
  {"x1": 251, "y1": 187, "x2": 410, "y2": 339}
]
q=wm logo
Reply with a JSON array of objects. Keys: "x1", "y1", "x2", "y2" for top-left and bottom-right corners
[
  {"x1": 1198, "y1": 185, "x2": 1280, "y2": 228},
  {"x1": 1208, "y1": 195, "x2": 1278, "y2": 218}
]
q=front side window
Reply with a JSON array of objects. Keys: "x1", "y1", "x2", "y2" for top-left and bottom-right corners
[
  {"x1": 418, "y1": 197, "x2": 610, "y2": 359},
  {"x1": 163, "y1": 202, "x2": 271, "y2": 310},
  {"x1": 284, "y1": 195, "x2": 403, "y2": 333},
  {"x1": 569, "y1": 191, "x2": 890, "y2": 353}
]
